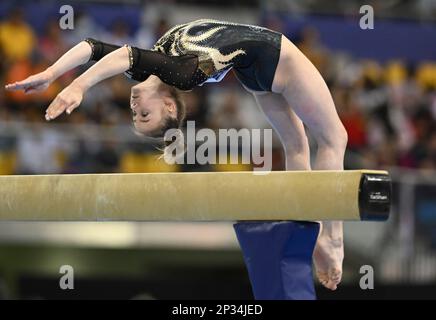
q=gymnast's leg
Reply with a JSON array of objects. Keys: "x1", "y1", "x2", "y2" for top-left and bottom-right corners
[
  {"x1": 236, "y1": 91, "x2": 319, "y2": 299},
  {"x1": 253, "y1": 92, "x2": 310, "y2": 171},
  {"x1": 271, "y1": 35, "x2": 348, "y2": 290}
]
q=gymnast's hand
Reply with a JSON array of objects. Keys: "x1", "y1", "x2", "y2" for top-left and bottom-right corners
[
  {"x1": 45, "y1": 82, "x2": 83, "y2": 121},
  {"x1": 4, "y1": 69, "x2": 54, "y2": 94}
]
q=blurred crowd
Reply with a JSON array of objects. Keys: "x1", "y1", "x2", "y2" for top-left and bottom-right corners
[
  {"x1": 0, "y1": 6, "x2": 435, "y2": 175},
  {"x1": 294, "y1": 26, "x2": 436, "y2": 171}
]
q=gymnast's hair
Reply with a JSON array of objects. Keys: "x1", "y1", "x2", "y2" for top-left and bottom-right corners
[
  {"x1": 148, "y1": 83, "x2": 186, "y2": 161},
  {"x1": 159, "y1": 82, "x2": 186, "y2": 133}
]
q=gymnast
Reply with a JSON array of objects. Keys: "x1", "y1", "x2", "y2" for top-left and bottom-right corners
[{"x1": 5, "y1": 19, "x2": 348, "y2": 291}]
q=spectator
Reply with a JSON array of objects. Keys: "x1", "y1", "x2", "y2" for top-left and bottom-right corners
[
  {"x1": 296, "y1": 26, "x2": 329, "y2": 75},
  {"x1": 93, "y1": 140, "x2": 120, "y2": 173},
  {"x1": 15, "y1": 111, "x2": 67, "y2": 174},
  {"x1": 38, "y1": 20, "x2": 69, "y2": 62},
  {"x1": 335, "y1": 87, "x2": 368, "y2": 151},
  {"x1": 0, "y1": 7, "x2": 36, "y2": 62}
]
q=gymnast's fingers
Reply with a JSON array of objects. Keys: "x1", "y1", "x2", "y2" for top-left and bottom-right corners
[
  {"x1": 45, "y1": 96, "x2": 67, "y2": 121},
  {"x1": 5, "y1": 81, "x2": 26, "y2": 91},
  {"x1": 66, "y1": 102, "x2": 80, "y2": 115},
  {"x1": 5, "y1": 76, "x2": 39, "y2": 91}
]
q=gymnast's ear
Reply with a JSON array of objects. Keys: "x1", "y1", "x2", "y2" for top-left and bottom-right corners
[{"x1": 162, "y1": 96, "x2": 177, "y2": 116}]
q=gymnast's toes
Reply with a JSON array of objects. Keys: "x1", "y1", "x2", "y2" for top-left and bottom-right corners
[{"x1": 316, "y1": 265, "x2": 342, "y2": 291}]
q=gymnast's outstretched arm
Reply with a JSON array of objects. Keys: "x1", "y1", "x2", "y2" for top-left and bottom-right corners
[
  {"x1": 6, "y1": 38, "x2": 201, "y2": 120},
  {"x1": 5, "y1": 40, "x2": 98, "y2": 93},
  {"x1": 4, "y1": 38, "x2": 130, "y2": 120},
  {"x1": 41, "y1": 45, "x2": 131, "y2": 120}
]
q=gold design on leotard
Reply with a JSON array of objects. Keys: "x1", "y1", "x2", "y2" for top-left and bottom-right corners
[
  {"x1": 179, "y1": 20, "x2": 246, "y2": 72},
  {"x1": 153, "y1": 19, "x2": 247, "y2": 75},
  {"x1": 153, "y1": 23, "x2": 188, "y2": 53}
]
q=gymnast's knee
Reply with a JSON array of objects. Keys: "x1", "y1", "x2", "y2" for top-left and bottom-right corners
[
  {"x1": 283, "y1": 136, "x2": 310, "y2": 159},
  {"x1": 317, "y1": 125, "x2": 348, "y2": 153}
]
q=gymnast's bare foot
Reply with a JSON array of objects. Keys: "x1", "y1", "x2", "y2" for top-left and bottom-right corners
[{"x1": 313, "y1": 221, "x2": 344, "y2": 291}]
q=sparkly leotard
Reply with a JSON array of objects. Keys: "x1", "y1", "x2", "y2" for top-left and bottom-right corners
[{"x1": 86, "y1": 19, "x2": 282, "y2": 91}]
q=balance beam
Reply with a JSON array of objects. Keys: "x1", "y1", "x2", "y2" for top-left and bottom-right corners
[{"x1": 0, "y1": 170, "x2": 390, "y2": 221}]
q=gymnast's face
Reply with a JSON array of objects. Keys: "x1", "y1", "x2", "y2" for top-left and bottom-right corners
[{"x1": 130, "y1": 81, "x2": 177, "y2": 137}]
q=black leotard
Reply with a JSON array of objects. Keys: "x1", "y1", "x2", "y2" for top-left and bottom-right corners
[{"x1": 86, "y1": 19, "x2": 282, "y2": 92}]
